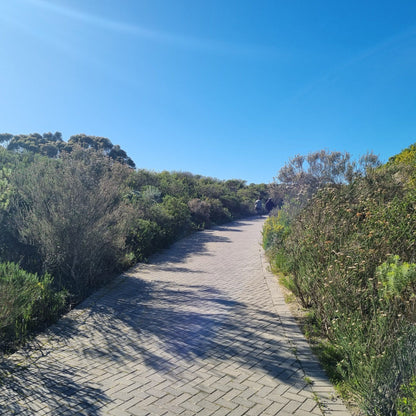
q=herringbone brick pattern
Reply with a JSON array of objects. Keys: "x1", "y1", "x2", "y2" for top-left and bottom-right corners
[{"x1": 0, "y1": 218, "x2": 350, "y2": 415}]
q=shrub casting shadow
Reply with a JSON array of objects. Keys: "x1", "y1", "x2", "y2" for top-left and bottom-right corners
[
  {"x1": 150, "y1": 230, "x2": 232, "y2": 265},
  {"x1": 0, "y1": 348, "x2": 108, "y2": 415},
  {"x1": 0, "y1": 217, "x2": 314, "y2": 414},
  {"x1": 78, "y1": 277, "x2": 319, "y2": 380}
]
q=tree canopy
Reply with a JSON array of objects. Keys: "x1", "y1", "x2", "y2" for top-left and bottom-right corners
[{"x1": 0, "y1": 132, "x2": 136, "y2": 168}]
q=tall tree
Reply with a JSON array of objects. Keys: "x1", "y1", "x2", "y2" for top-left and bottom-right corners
[{"x1": 1, "y1": 132, "x2": 136, "y2": 168}]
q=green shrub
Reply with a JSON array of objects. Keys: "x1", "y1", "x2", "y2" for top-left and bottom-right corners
[
  {"x1": 398, "y1": 376, "x2": 416, "y2": 416},
  {"x1": 159, "y1": 195, "x2": 192, "y2": 241},
  {"x1": 265, "y1": 159, "x2": 416, "y2": 413},
  {"x1": 0, "y1": 262, "x2": 66, "y2": 351},
  {"x1": 262, "y1": 212, "x2": 290, "y2": 250},
  {"x1": 141, "y1": 185, "x2": 162, "y2": 203},
  {"x1": 0, "y1": 137, "x2": 270, "y2": 352},
  {"x1": 188, "y1": 198, "x2": 211, "y2": 228},
  {"x1": 377, "y1": 256, "x2": 416, "y2": 303},
  {"x1": 207, "y1": 198, "x2": 232, "y2": 224},
  {"x1": 11, "y1": 148, "x2": 134, "y2": 298},
  {"x1": 126, "y1": 218, "x2": 164, "y2": 262}
]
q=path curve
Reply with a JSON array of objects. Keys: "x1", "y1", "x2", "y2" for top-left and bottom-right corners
[{"x1": 0, "y1": 218, "x2": 350, "y2": 415}]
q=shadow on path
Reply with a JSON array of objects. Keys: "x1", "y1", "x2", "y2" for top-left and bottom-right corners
[
  {"x1": 0, "y1": 217, "x2": 317, "y2": 415},
  {"x1": 151, "y1": 231, "x2": 231, "y2": 264},
  {"x1": 36, "y1": 276, "x2": 318, "y2": 385},
  {"x1": 0, "y1": 355, "x2": 108, "y2": 415}
]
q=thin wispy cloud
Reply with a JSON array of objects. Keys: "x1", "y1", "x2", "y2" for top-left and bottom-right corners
[
  {"x1": 25, "y1": 0, "x2": 277, "y2": 59},
  {"x1": 0, "y1": 0, "x2": 150, "y2": 90},
  {"x1": 284, "y1": 24, "x2": 416, "y2": 108}
]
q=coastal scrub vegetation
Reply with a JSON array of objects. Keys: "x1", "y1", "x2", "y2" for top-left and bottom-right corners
[
  {"x1": 264, "y1": 146, "x2": 416, "y2": 415},
  {"x1": 0, "y1": 132, "x2": 267, "y2": 352}
]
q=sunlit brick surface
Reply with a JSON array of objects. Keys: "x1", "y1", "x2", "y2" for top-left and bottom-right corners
[{"x1": 0, "y1": 218, "x2": 350, "y2": 415}]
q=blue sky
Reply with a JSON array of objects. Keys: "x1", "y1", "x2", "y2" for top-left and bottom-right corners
[{"x1": 1, "y1": 0, "x2": 416, "y2": 184}]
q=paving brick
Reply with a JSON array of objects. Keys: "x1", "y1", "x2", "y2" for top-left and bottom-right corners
[
  {"x1": 194, "y1": 399, "x2": 220, "y2": 413},
  {"x1": 245, "y1": 402, "x2": 274, "y2": 415},
  {"x1": 0, "y1": 219, "x2": 350, "y2": 416},
  {"x1": 180, "y1": 400, "x2": 204, "y2": 413},
  {"x1": 295, "y1": 410, "x2": 321, "y2": 416},
  {"x1": 281, "y1": 399, "x2": 302, "y2": 414},
  {"x1": 227, "y1": 405, "x2": 250, "y2": 416},
  {"x1": 169, "y1": 393, "x2": 192, "y2": 406},
  {"x1": 263, "y1": 401, "x2": 286, "y2": 415},
  {"x1": 215, "y1": 397, "x2": 239, "y2": 410},
  {"x1": 231, "y1": 396, "x2": 255, "y2": 408},
  {"x1": 210, "y1": 407, "x2": 231, "y2": 416},
  {"x1": 283, "y1": 390, "x2": 308, "y2": 403},
  {"x1": 124, "y1": 406, "x2": 150, "y2": 416},
  {"x1": 299, "y1": 397, "x2": 319, "y2": 412}
]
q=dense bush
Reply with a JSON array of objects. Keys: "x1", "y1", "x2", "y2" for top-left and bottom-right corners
[
  {"x1": 0, "y1": 262, "x2": 66, "y2": 351},
  {"x1": 1, "y1": 132, "x2": 136, "y2": 167},
  {"x1": 125, "y1": 218, "x2": 164, "y2": 262},
  {"x1": 397, "y1": 376, "x2": 416, "y2": 416},
  {"x1": 188, "y1": 198, "x2": 211, "y2": 228},
  {"x1": 0, "y1": 133, "x2": 268, "y2": 351},
  {"x1": 11, "y1": 148, "x2": 134, "y2": 298},
  {"x1": 264, "y1": 148, "x2": 416, "y2": 414}
]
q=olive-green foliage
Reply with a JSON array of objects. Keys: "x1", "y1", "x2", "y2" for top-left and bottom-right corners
[
  {"x1": 265, "y1": 147, "x2": 416, "y2": 414},
  {"x1": 0, "y1": 164, "x2": 12, "y2": 256},
  {"x1": 287, "y1": 172, "x2": 416, "y2": 413},
  {"x1": 126, "y1": 218, "x2": 164, "y2": 262},
  {"x1": 388, "y1": 142, "x2": 416, "y2": 166},
  {"x1": 0, "y1": 134, "x2": 268, "y2": 353},
  {"x1": 0, "y1": 148, "x2": 39, "y2": 270},
  {"x1": 158, "y1": 195, "x2": 192, "y2": 242},
  {"x1": 124, "y1": 171, "x2": 265, "y2": 262},
  {"x1": 397, "y1": 376, "x2": 416, "y2": 416},
  {"x1": 206, "y1": 198, "x2": 232, "y2": 224},
  {"x1": 272, "y1": 150, "x2": 380, "y2": 219},
  {"x1": 377, "y1": 256, "x2": 416, "y2": 301},
  {"x1": 2, "y1": 131, "x2": 136, "y2": 167},
  {"x1": 188, "y1": 198, "x2": 211, "y2": 228},
  {"x1": 6, "y1": 149, "x2": 264, "y2": 290},
  {"x1": 11, "y1": 147, "x2": 133, "y2": 298},
  {"x1": 0, "y1": 262, "x2": 66, "y2": 351},
  {"x1": 126, "y1": 169, "x2": 266, "y2": 250},
  {"x1": 6, "y1": 132, "x2": 64, "y2": 158},
  {"x1": 263, "y1": 211, "x2": 290, "y2": 250},
  {"x1": 0, "y1": 167, "x2": 12, "y2": 211}
]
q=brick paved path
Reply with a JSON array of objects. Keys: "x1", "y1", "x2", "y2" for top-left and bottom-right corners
[{"x1": 0, "y1": 218, "x2": 350, "y2": 415}]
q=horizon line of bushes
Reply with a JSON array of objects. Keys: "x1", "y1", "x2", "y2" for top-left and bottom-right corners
[
  {"x1": 0, "y1": 132, "x2": 268, "y2": 353},
  {"x1": 263, "y1": 146, "x2": 416, "y2": 415}
]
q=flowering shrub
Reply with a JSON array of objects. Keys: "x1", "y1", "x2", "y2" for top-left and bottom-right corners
[{"x1": 265, "y1": 153, "x2": 416, "y2": 413}]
